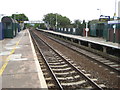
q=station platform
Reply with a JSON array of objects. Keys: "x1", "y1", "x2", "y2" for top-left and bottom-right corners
[
  {"x1": 39, "y1": 29, "x2": 120, "y2": 50},
  {"x1": 0, "y1": 29, "x2": 47, "y2": 89}
]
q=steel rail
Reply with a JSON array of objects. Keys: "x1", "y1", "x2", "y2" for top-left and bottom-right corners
[
  {"x1": 32, "y1": 30, "x2": 103, "y2": 90},
  {"x1": 30, "y1": 31, "x2": 63, "y2": 90},
  {"x1": 46, "y1": 35, "x2": 120, "y2": 75}
]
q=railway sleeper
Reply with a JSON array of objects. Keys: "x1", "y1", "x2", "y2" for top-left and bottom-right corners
[
  {"x1": 50, "y1": 64, "x2": 68, "y2": 68},
  {"x1": 50, "y1": 59, "x2": 65, "y2": 62},
  {"x1": 52, "y1": 67, "x2": 71, "y2": 71},
  {"x1": 42, "y1": 69, "x2": 48, "y2": 72},
  {"x1": 59, "y1": 78, "x2": 86, "y2": 84},
  {"x1": 45, "y1": 77, "x2": 52, "y2": 80},
  {"x1": 43, "y1": 72, "x2": 49, "y2": 76},
  {"x1": 57, "y1": 75, "x2": 80, "y2": 80},
  {"x1": 100, "y1": 60, "x2": 111, "y2": 63},
  {"x1": 61, "y1": 80, "x2": 87, "y2": 86},
  {"x1": 61, "y1": 80, "x2": 105, "y2": 89},
  {"x1": 48, "y1": 62, "x2": 66, "y2": 65},
  {"x1": 109, "y1": 64, "x2": 119, "y2": 67},
  {"x1": 51, "y1": 65, "x2": 80, "y2": 69},
  {"x1": 116, "y1": 68, "x2": 120, "y2": 70},
  {"x1": 47, "y1": 83, "x2": 55, "y2": 87},
  {"x1": 40, "y1": 66, "x2": 46, "y2": 70},
  {"x1": 54, "y1": 70, "x2": 76, "y2": 75},
  {"x1": 104, "y1": 62, "x2": 115, "y2": 65}
]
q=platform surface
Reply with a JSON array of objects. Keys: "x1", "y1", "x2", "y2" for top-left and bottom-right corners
[
  {"x1": 40, "y1": 29, "x2": 120, "y2": 49},
  {"x1": 0, "y1": 29, "x2": 47, "y2": 89}
]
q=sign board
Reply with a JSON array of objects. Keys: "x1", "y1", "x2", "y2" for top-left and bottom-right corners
[
  {"x1": 113, "y1": 24, "x2": 116, "y2": 33},
  {"x1": 108, "y1": 20, "x2": 120, "y2": 24},
  {"x1": 85, "y1": 28, "x2": 89, "y2": 32},
  {"x1": 113, "y1": 25, "x2": 116, "y2": 29},
  {"x1": 99, "y1": 15, "x2": 110, "y2": 21}
]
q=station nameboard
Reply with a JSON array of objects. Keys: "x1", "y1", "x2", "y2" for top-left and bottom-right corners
[
  {"x1": 108, "y1": 20, "x2": 120, "y2": 24},
  {"x1": 99, "y1": 15, "x2": 110, "y2": 21}
]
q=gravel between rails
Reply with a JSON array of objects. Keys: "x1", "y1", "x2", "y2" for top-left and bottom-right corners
[{"x1": 33, "y1": 30, "x2": 120, "y2": 89}]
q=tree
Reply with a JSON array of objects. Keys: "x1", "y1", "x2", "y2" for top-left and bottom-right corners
[
  {"x1": 43, "y1": 13, "x2": 71, "y2": 29},
  {"x1": 73, "y1": 19, "x2": 82, "y2": 28},
  {"x1": 33, "y1": 23, "x2": 40, "y2": 28},
  {"x1": 59, "y1": 16, "x2": 71, "y2": 27},
  {"x1": 11, "y1": 13, "x2": 29, "y2": 23},
  {"x1": 43, "y1": 13, "x2": 56, "y2": 29},
  {"x1": 39, "y1": 23, "x2": 46, "y2": 29},
  {"x1": 24, "y1": 23, "x2": 32, "y2": 28},
  {"x1": 82, "y1": 20, "x2": 86, "y2": 28}
]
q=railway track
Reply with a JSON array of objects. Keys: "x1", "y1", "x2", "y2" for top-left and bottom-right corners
[
  {"x1": 41, "y1": 31, "x2": 120, "y2": 75},
  {"x1": 30, "y1": 30, "x2": 106, "y2": 89}
]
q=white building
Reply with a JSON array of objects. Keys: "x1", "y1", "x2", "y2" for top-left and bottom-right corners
[{"x1": 119, "y1": 1, "x2": 120, "y2": 17}]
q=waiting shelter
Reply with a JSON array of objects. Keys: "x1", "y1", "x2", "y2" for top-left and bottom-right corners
[{"x1": 2, "y1": 16, "x2": 18, "y2": 38}]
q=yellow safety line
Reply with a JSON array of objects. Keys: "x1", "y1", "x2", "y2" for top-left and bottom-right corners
[{"x1": 0, "y1": 30, "x2": 26, "y2": 76}]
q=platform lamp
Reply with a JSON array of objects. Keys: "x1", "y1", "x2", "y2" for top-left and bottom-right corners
[
  {"x1": 14, "y1": 12, "x2": 18, "y2": 20},
  {"x1": 85, "y1": 20, "x2": 89, "y2": 37},
  {"x1": 114, "y1": 0, "x2": 117, "y2": 20},
  {"x1": 113, "y1": 0, "x2": 117, "y2": 43},
  {"x1": 55, "y1": 13, "x2": 58, "y2": 31}
]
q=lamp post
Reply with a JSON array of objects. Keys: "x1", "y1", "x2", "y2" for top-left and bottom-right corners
[
  {"x1": 113, "y1": 0, "x2": 117, "y2": 20},
  {"x1": 113, "y1": 0, "x2": 117, "y2": 43},
  {"x1": 14, "y1": 12, "x2": 18, "y2": 20},
  {"x1": 97, "y1": 8, "x2": 101, "y2": 17},
  {"x1": 56, "y1": 13, "x2": 58, "y2": 30},
  {"x1": 113, "y1": 24, "x2": 116, "y2": 43},
  {"x1": 114, "y1": 0, "x2": 117, "y2": 19},
  {"x1": 85, "y1": 20, "x2": 89, "y2": 37}
]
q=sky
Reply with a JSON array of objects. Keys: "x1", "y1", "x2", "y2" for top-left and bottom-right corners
[{"x1": 0, "y1": 0, "x2": 120, "y2": 22}]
